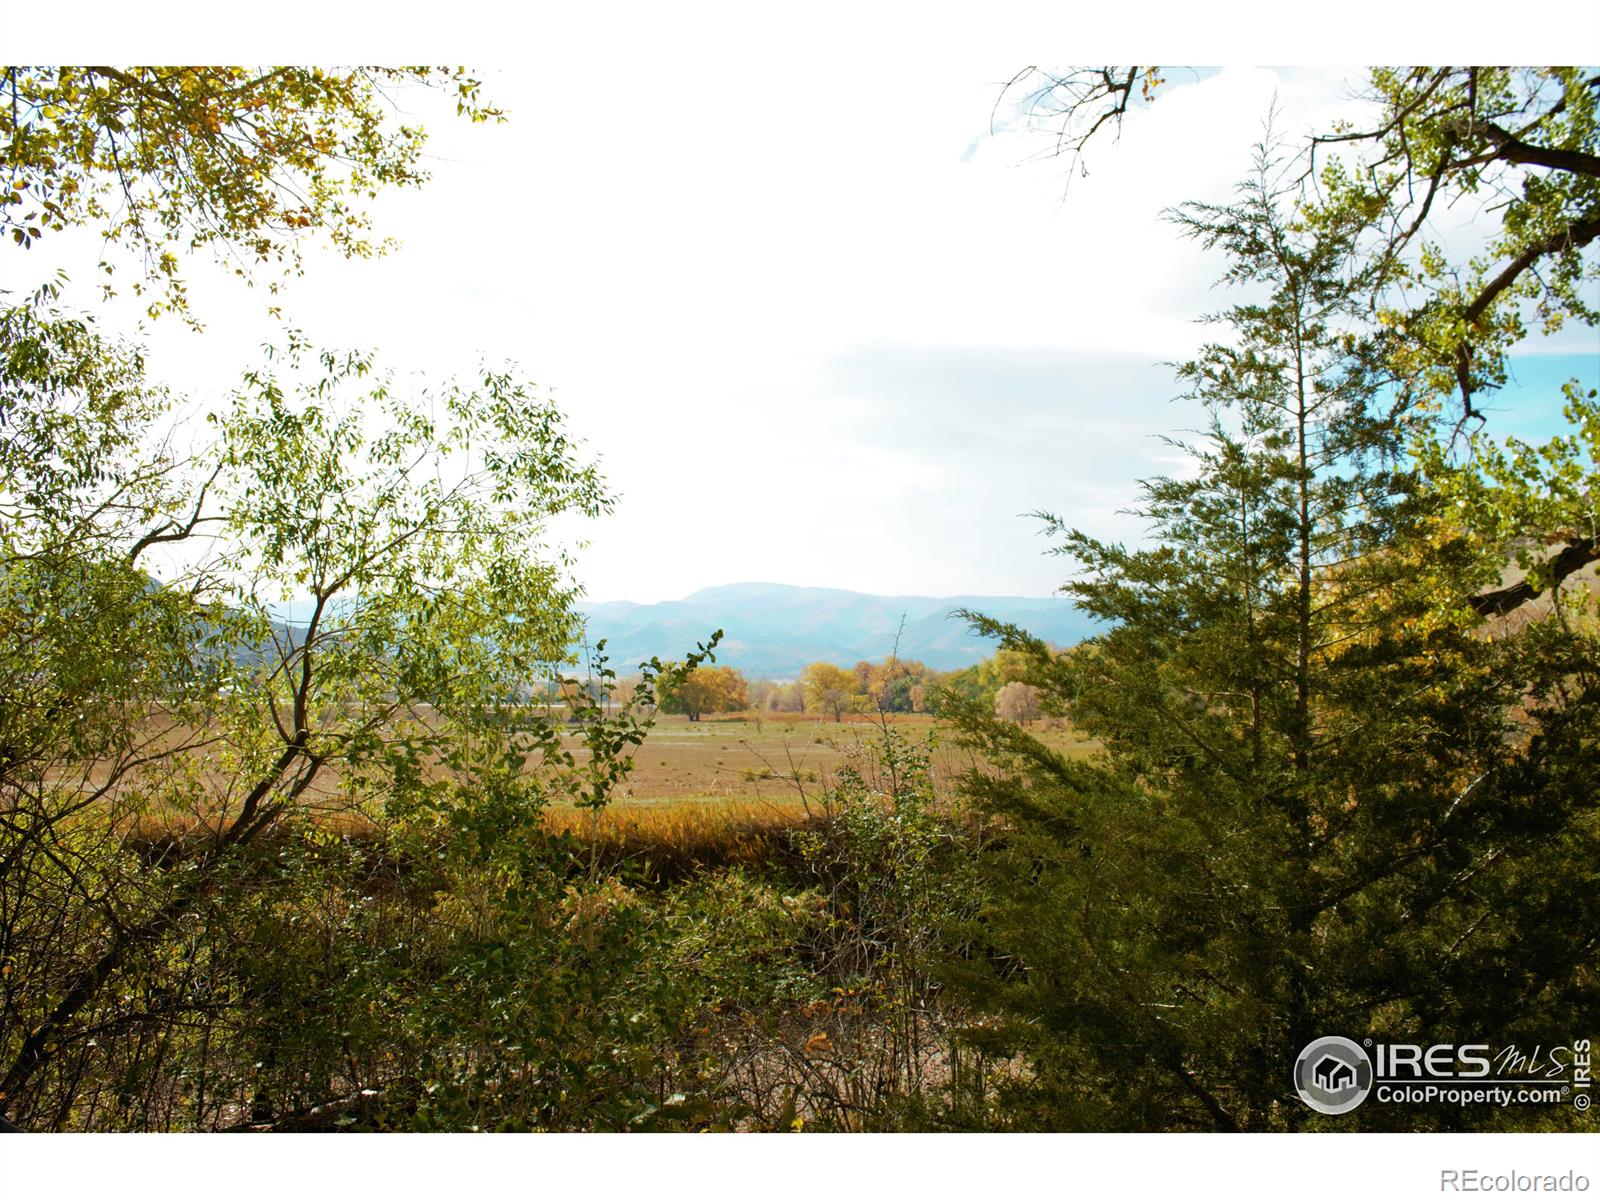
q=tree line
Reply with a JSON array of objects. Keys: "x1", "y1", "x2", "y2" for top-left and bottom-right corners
[{"x1": 641, "y1": 651, "x2": 1051, "y2": 723}]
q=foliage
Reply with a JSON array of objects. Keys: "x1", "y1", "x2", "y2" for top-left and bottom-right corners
[
  {"x1": 938, "y1": 647, "x2": 1031, "y2": 712},
  {"x1": 382, "y1": 767, "x2": 714, "y2": 1132},
  {"x1": 775, "y1": 724, "x2": 983, "y2": 1129},
  {"x1": 782, "y1": 659, "x2": 943, "y2": 719},
  {"x1": 942, "y1": 160, "x2": 1599, "y2": 1131},
  {"x1": 1011, "y1": 66, "x2": 1600, "y2": 600},
  {"x1": 992, "y1": 680, "x2": 1042, "y2": 724},
  {"x1": 0, "y1": 311, "x2": 623, "y2": 1125},
  {"x1": 658, "y1": 664, "x2": 747, "y2": 722},
  {"x1": 0, "y1": 55, "x2": 834, "y2": 1135},
  {"x1": 800, "y1": 661, "x2": 856, "y2": 721},
  {"x1": 0, "y1": 61, "x2": 657, "y2": 1131},
  {"x1": 858, "y1": 657, "x2": 934, "y2": 714},
  {"x1": 2, "y1": 65, "x2": 501, "y2": 318},
  {"x1": 8, "y1": 56, "x2": 1593, "y2": 1138},
  {"x1": 1300, "y1": 68, "x2": 1598, "y2": 422},
  {"x1": 0, "y1": 58, "x2": 797, "y2": 1133}
]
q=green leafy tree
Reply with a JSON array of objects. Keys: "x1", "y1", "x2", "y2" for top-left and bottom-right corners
[
  {"x1": 2, "y1": 65, "x2": 501, "y2": 318},
  {"x1": 938, "y1": 647, "x2": 1031, "y2": 712},
  {"x1": 1299, "y1": 68, "x2": 1598, "y2": 423},
  {"x1": 0, "y1": 327, "x2": 613, "y2": 1126},
  {"x1": 0, "y1": 64, "x2": 658, "y2": 1131},
  {"x1": 1302, "y1": 69, "x2": 1600, "y2": 614},
  {"x1": 943, "y1": 160, "x2": 1598, "y2": 1131}
]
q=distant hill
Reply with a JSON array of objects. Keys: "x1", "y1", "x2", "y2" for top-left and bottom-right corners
[{"x1": 578, "y1": 582, "x2": 1098, "y2": 677}]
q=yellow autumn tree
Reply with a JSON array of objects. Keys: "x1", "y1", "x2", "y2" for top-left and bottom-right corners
[
  {"x1": 659, "y1": 665, "x2": 748, "y2": 721},
  {"x1": 800, "y1": 661, "x2": 855, "y2": 722}
]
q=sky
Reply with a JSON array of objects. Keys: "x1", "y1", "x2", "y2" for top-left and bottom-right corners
[{"x1": 17, "y1": 8, "x2": 1600, "y2": 604}]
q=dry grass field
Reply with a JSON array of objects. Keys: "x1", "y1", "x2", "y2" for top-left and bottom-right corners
[
  {"x1": 549, "y1": 710, "x2": 1100, "y2": 809},
  {"x1": 533, "y1": 711, "x2": 1100, "y2": 877},
  {"x1": 123, "y1": 709, "x2": 1101, "y2": 878}
]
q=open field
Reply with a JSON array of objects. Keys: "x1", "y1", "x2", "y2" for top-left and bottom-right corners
[
  {"x1": 531, "y1": 712, "x2": 1101, "y2": 877},
  {"x1": 548, "y1": 710, "x2": 1101, "y2": 811},
  {"x1": 118, "y1": 710, "x2": 1102, "y2": 880},
  {"x1": 113, "y1": 707, "x2": 1099, "y2": 820}
]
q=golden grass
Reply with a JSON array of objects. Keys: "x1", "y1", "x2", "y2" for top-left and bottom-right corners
[
  {"x1": 118, "y1": 712, "x2": 1100, "y2": 878},
  {"x1": 542, "y1": 797, "x2": 815, "y2": 878}
]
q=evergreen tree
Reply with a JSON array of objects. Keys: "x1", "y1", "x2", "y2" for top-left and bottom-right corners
[{"x1": 943, "y1": 155, "x2": 1599, "y2": 1131}]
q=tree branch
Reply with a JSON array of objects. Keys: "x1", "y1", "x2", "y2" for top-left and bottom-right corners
[
  {"x1": 1452, "y1": 207, "x2": 1600, "y2": 414},
  {"x1": 1463, "y1": 210, "x2": 1600, "y2": 328},
  {"x1": 1474, "y1": 120, "x2": 1600, "y2": 180},
  {"x1": 1468, "y1": 536, "x2": 1600, "y2": 617}
]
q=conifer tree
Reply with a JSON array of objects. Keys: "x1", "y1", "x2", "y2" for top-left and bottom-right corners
[{"x1": 943, "y1": 153, "x2": 1599, "y2": 1132}]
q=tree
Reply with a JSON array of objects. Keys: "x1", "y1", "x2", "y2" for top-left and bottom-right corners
[
  {"x1": 1298, "y1": 68, "x2": 1598, "y2": 423},
  {"x1": 1005, "y1": 66, "x2": 1600, "y2": 606},
  {"x1": 861, "y1": 658, "x2": 933, "y2": 714},
  {"x1": 0, "y1": 65, "x2": 646, "y2": 1131},
  {"x1": 0, "y1": 323, "x2": 614, "y2": 1125},
  {"x1": 944, "y1": 159, "x2": 1598, "y2": 1131},
  {"x1": 763, "y1": 681, "x2": 805, "y2": 713},
  {"x1": 938, "y1": 647, "x2": 1030, "y2": 711},
  {"x1": 992, "y1": 680, "x2": 1041, "y2": 724},
  {"x1": 2, "y1": 66, "x2": 501, "y2": 318},
  {"x1": 800, "y1": 661, "x2": 856, "y2": 722},
  {"x1": 659, "y1": 665, "x2": 748, "y2": 721}
]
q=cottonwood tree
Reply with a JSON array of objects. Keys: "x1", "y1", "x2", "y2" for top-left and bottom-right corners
[
  {"x1": 2, "y1": 65, "x2": 500, "y2": 318},
  {"x1": 992, "y1": 681, "x2": 1042, "y2": 725},
  {"x1": 801, "y1": 662, "x2": 856, "y2": 722},
  {"x1": 938, "y1": 647, "x2": 1030, "y2": 712},
  {"x1": 659, "y1": 665, "x2": 748, "y2": 721},
  {"x1": 944, "y1": 159, "x2": 1598, "y2": 1131},
  {"x1": 862, "y1": 658, "x2": 934, "y2": 714},
  {"x1": 762, "y1": 681, "x2": 805, "y2": 713}
]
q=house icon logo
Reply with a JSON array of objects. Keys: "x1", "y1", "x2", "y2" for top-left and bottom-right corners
[
  {"x1": 1294, "y1": 1036, "x2": 1374, "y2": 1115},
  {"x1": 1314, "y1": 1055, "x2": 1355, "y2": 1092}
]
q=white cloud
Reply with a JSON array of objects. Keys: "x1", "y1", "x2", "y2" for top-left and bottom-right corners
[{"x1": 12, "y1": 32, "x2": 1593, "y2": 604}]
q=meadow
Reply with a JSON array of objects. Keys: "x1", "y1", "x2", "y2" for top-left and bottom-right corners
[
  {"x1": 120, "y1": 708, "x2": 1097, "y2": 885},
  {"x1": 539, "y1": 710, "x2": 1099, "y2": 879},
  {"x1": 555, "y1": 710, "x2": 1094, "y2": 805}
]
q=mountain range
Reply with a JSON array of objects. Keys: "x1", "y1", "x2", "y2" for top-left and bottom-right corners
[{"x1": 578, "y1": 582, "x2": 1097, "y2": 678}]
